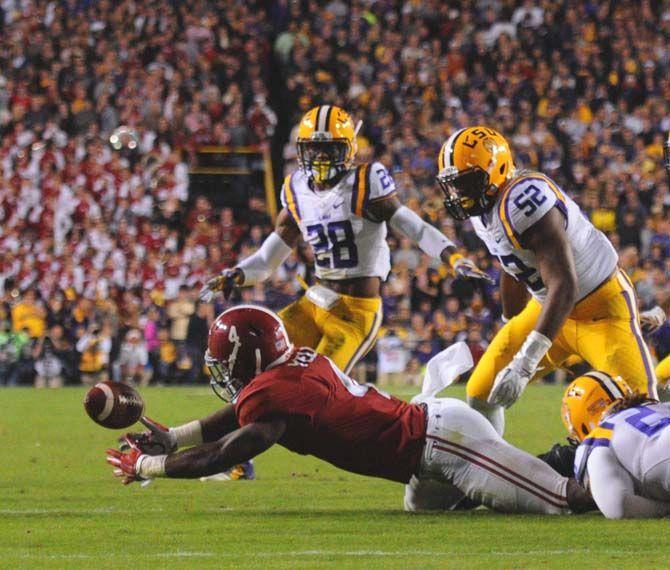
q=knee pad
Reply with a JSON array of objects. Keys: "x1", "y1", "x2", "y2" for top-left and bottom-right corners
[{"x1": 467, "y1": 395, "x2": 505, "y2": 436}]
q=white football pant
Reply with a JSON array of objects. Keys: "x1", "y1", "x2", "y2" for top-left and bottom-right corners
[{"x1": 404, "y1": 398, "x2": 570, "y2": 514}]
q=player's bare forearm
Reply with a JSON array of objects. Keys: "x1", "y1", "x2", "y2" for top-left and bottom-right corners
[
  {"x1": 366, "y1": 193, "x2": 402, "y2": 222},
  {"x1": 164, "y1": 419, "x2": 286, "y2": 479},
  {"x1": 199, "y1": 405, "x2": 240, "y2": 442},
  {"x1": 522, "y1": 209, "x2": 577, "y2": 340},
  {"x1": 274, "y1": 208, "x2": 301, "y2": 248},
  {"x1": 501, "y1": 272, "x2": 530, "y2": 320}
]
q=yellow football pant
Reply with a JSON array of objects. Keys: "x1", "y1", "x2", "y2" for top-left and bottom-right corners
[
  {"x1": 467, "y1": 269, "x2": 658, "y2": 400},
  {"x1": 657, "y1": 356, "x2": 670, "y2": 384},
  {"x1": 278, "y1": 293, "x2": 382, "y2": 374}
]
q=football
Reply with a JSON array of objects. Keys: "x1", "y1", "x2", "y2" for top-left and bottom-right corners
[{"x1": 83, "y1": 381, "x2": 145, "y2": 429}]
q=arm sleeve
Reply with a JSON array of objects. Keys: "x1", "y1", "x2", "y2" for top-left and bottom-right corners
[
  {"x1": 500, "y1": 178, "x2": 567, "y2": 245},
  {"x1": 236, "y1": 232, "x2": 293, "y2": 285},
  {"x1": 588, "y1": 446, "x2": 670, "y2": 519},
  {"x1": 389, "y1": 206, "x2": 455, "y2": 259}
]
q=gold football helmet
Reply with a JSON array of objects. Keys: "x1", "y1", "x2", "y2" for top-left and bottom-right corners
[
  {"x1": 561, "y1": 371, "x2": 633, "y2": 441},
  {"x1": 297, "y1": 105, "x2": 358, "y2": 185},
  {"x1": 436, "y1": 126, "x2": 515, "y2": 220}
]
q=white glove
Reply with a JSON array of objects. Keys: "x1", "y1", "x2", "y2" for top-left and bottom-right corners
[
  {"x1": 488, "y1": 331, "x2": 552, "y2": 408},
  {"x1": 640, "y1": 306, "x2": 666, "y2": 334}
]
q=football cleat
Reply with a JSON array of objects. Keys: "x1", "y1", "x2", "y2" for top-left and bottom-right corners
[
  {"x1": 537, "y1": 441, "x2": 578, "y2": 478},
  {"x1": 199, "y1": 461, "x2": 255, "y2": 482}
]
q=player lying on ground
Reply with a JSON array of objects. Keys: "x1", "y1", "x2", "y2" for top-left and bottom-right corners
[
  {"x1": 562, "y1": 371, "x2": 670, "y2": 519},
  {"x1": 200, "y1": 105, "x2": 491, "y2": 375},
  {"x1": 107, "y1": 305, "x2": 593, "y2": 515},
  {"x1": 435, "y1": 126, "x2": 658, "y2": 435}
]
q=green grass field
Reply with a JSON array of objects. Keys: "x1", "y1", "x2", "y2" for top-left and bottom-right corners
[{"x1": 2, "y1": 384, "x2": 669, "y2": 569}]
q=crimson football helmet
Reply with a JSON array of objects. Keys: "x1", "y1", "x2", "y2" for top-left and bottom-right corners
[{"x1": 205, "y1": 305, "x2": 294, "y2": 402}]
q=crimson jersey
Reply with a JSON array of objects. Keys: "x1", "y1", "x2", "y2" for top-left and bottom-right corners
[{"x1": 235, "y1": 348, "x2": 427, "y2": 483}]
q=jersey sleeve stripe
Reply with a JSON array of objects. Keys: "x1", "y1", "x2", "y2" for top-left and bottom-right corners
[
  {"x1": 354, "y1": 164, "x2": 369, "y2": 217},
  {"x1": 350, "y1": 166, "x2": 361, "y2": 215},
  {"x1": 283, "y1": 173, "x2": 302, "y2": 223},
  {"x1": 497, "y1": 184, "x2": 522, "y2": 248}
]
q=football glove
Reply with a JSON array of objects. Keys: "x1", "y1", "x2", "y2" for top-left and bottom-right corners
[
  {"x1": 640, "y1": 305, "x2": 666, "y2": 334},
  {"x1": 106, "y1": 436, "x2": 147, "y2": 485},
  {"x1": 488, "y1": 330, "x2": 551, "y2": 408},
  {"x1": 198, "y1": 268, "x2": 243, "y2": 303},
  {"x1": 119, "y1": 416, "x2": 177, "y2": 455},
  {"x1": 452, "y1": 257, "x2": 495, "y2": 284}
]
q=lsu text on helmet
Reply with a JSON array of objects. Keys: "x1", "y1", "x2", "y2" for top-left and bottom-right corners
[{"x1": 436, "y1": 126, "x2": 515, "y2": 220}]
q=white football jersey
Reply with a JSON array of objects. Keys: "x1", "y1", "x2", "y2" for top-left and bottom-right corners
[
  {"x1": 575, "y1": 403, "x2": 670, "y2": 496},
  {"x1": 280, "y1": 162, "x2": 396, "y2": 280},
  {"x1": 471, "y1": 172, "x2": 617, "y2": 303}
]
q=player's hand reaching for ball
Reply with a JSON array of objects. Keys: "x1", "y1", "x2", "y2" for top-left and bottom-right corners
[
  {"x1": 120, "y1": 416, "x2": 177, "y2": 455},
  {"x1": 106, "y1": 436, "x2": 147, "y2": 485},
  {"x1": 451, "y1": 255, "x2": 494, "y2": 284},
  {"x1": 198, "y1": 268, "x2": 244, "y2": 303}
]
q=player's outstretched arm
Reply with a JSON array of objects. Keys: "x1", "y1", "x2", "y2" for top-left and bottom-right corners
[
  {"x1": 199, "y1": 208, "x2": 300, "y2": 302},
  {"x1": 108, "y1": 418, "x2": 286, "y2": 483},
  {"x1": 489, "y1": 209, "x2": 576, "y2": 407},
  {"x1": 369, "y1": 195, "x2": 492, "y2": 283},
  {"x1": 588, "y1": 446, "x2": 670, "y2": 519},
  {"x1": 122, "y1": 405, "x2": 240, "y2": 455}
]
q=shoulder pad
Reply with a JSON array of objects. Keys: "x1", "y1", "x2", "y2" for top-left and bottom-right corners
[{"x1": 498, "y1": 174, "x2": 567, "y2": 247}]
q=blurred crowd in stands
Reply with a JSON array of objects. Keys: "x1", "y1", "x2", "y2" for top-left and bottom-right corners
[{"x1": 1, "y1": 0, "x2": 669, "y2": 386}]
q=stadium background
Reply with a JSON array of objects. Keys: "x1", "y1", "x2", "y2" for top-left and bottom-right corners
[{"x1": 0, "y1": 0, "x2": 669, "y2": 389}]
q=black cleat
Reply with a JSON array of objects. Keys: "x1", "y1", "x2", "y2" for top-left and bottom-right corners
[{"x1": 537, "y1": 441, "x2": 577, "y2": 478}]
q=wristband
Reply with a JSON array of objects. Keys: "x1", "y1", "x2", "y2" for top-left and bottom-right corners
[
  {"x1": 137, "y1": 454, "x2": 167, "y2": 478},
  {"x1": 170, "y1": 420, "x2": 203, "y2": 448},
  {"x1": 516, "y1": 330, "x2": 552, "y2": 371}
]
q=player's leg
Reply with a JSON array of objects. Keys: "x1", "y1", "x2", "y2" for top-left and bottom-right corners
[
  {"x1": 422, "y1": 398, "x2": 572, "y2": 514},
  {"x1": 574, "y1": 270, "x2": 658, "y2": 398},
  {"x1": 466, "y1": 298, "x2": 567, "y2": 434},
  {"x1": 277, "y1": 296, "x2": 321, "y2": 349},
  {"x1": 315, "y1": 294, "x2": 382, "y2": 374}
]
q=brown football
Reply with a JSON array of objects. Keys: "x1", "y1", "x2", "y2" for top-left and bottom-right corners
[{"x1": 84, "y1": 381, "x2": 145, "y2": 429}]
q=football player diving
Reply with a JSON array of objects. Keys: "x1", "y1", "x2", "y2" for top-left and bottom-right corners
[
  {"x1": 562, "y1": 371, "x2": 670, "y2": 519},
  {"x1": 436, "y1": 126, "x2": 658, "y2": 435},
  {"x1": 107, "y1": 305, "x2": 593, "y2": 516},
  {"x1": 200, "y1": 105, "x2": 492, "y2": 375}
]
